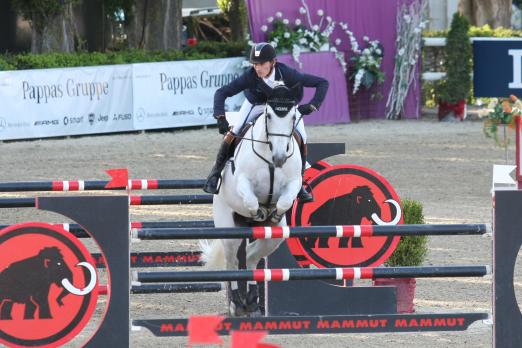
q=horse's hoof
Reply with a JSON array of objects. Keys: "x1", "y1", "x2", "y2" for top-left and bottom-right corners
[
  {"x1": 247, "y1": 308, "x2": 263, "y2": 317},
  {"x1": 253, "y1": 207, "x2": 268, "y2": 222},
  {"x1": 269, "y1": 211, "x2": 284, "y2": 224},
  {"x1": 229, "y1": 302, "x2": 247, "y2": 317}
]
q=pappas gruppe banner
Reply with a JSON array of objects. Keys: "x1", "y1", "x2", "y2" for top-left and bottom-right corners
[
  {"x1": 0, "y1": 57, "x2": 247, "y2": 141},
  {"x1": 132, "y1": 58, "x2": 245, "y2": 130},
  {"x1": 0, "y1": 65, "x2": 134, "y2": 140}
]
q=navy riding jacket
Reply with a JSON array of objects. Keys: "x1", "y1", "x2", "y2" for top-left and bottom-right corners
[{"x1": 213, "y1": 62, "x2": 329, "y2": 118}]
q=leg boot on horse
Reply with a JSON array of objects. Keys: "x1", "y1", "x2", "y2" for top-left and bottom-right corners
[
  {"x1": 203, "y1": 132, "x2": 235, "y2": 194},
  {"x1": 298, "y1": 142, "x2": 314, "y2": 203}
]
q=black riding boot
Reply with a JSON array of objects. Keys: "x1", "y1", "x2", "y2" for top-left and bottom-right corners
[
  {"x1": 203, "y1": 132, "x2": 234, "y2": 194},
  {"x1": 298, "y1": 143, "x2": 314, "y2": 203}
]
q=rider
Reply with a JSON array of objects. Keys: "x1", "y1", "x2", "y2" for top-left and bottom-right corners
[{"x1": 202, "y1": 42, "x2": 329, "y2": 202}]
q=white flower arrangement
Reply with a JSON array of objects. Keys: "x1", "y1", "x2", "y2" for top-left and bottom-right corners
[
  {"x1": 262, "y1": 0, "x2": 335, "y2": 68},
  {"x1": 386, "y1": 0, "x2": 428, "y2": 120},
  {"x1": 256, "y1": 0, "x2": 385, "y2": 96}
]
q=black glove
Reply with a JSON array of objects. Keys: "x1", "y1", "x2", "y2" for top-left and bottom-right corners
[
  {"x1": 298, "y1": 104, "x2": 317, "y2": 116},
  {"x1": 216, "y1": 115, "x2": 229, "y2": 135}
]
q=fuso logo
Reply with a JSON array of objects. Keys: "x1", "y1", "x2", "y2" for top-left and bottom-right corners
[
  {"x1": 288, "y1": 164, "x2": 403, "y2": 268},
  {"x1": 0, "y1": 222, "x2": 98, "y2": 347}
]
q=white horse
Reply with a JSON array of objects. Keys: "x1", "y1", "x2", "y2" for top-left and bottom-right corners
[{"x1": 201, "y1": 84, "x2": 303, "y2": 316}]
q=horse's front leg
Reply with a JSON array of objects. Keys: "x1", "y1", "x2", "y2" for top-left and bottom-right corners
[
  {"x1": 236, "y1": 174, "x2": 268, "y2": 221},
  {"x1": 244, "y1": 239, "x2": 285, "y2": 316},
  {"x1": 222, "y1": 239, "x2": 248, "y2": 317},
  {"x1": 269, "y1": 177, "x2": 302, "y2": 224}
]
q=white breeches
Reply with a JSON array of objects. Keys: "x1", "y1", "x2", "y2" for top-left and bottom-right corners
[{"x1": 231, "y1": 99, "x2": 307, "y2": 143}]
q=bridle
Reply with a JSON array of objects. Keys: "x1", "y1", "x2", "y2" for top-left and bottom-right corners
[{"x1": 233, "y1": 99, "x2": 301, "y2": 206}]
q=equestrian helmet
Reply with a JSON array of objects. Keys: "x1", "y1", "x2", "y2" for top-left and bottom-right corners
[{"x1": 249, "y1": 42, "x2": 276, "y2": 64}]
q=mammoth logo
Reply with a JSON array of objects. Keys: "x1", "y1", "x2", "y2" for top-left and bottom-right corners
[
  {"x1": 289, "y1": 164, "x2": 403, "y2": 268},
  {"x1": 0, "y1": 246, "x2": 96, "y2": 320},
  {"x1": 0, "y1": 222, "x2": 99, "y2": 347},
  {"x1": 304, "y1": 186, "x2": 401, "y2": 249}
]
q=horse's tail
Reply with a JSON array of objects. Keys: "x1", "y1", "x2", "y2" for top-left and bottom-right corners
[{"x1": 199, "y1": 239, "x2": 225, "y2": 269}]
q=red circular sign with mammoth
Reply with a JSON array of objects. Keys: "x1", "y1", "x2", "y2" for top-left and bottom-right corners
[
  {"x1": 0, "y1": 222, "x2": 98, "y2": 348},
  {"x1": 289, "y1": 164, "x2": 403, "y2": 268}
]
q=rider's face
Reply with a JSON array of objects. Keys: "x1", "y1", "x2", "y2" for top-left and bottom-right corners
[{"x1": 253, "y1": 61, "x2": 273, "y2": 78}]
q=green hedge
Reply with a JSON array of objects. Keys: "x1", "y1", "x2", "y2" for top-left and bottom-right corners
[
  {"x1": 423, "y1": 24, "x2": 522, "y2": 38},
  {"x1": 385, "y1": 199, "x2": 428, "y2": 267},
  {"x1": 0, "y1": 41, "x2": 249, "y2": 71}
]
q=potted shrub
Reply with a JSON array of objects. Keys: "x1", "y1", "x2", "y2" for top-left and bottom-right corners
[
  {"x1": 373, "y1": 199, "x2": 428, "y2": 313},
  {"x1": 438, "y1": 13, "x2": 472, "y2": 121},
  {"x1": 483, "y1": 95, "x2": 521, "y2": 162}
]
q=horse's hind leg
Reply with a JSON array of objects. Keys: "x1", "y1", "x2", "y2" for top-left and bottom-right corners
[
  {"x1": 244, "y1": 239, "x2": 284, "y2": 316},
  {"x1": 222, "y1": 239, "x2": 248, "y2": 317}
]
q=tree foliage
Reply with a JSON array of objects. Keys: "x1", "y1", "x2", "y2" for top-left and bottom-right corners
[
  {"x1": 458, "y1": 0, "x2": 512, "y2": 28},
  {"x1": 11, "y1": 0, "x2": 77, "y2": 28},
  {"x1": 217, "y1": 0, "x2": 247, "y2": 41}
]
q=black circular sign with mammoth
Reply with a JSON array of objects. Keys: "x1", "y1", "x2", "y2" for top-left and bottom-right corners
[
  {"x1": 0, "y1": 222, "x2": 98, "y2": 347},
  {"x1": 289, "y1": 164, "x2": 403, "y2": 268}
]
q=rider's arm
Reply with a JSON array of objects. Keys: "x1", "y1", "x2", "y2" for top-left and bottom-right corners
[
  {"x1": 300, "y1": 73, "x2": 329, "y2": 110},
  {"x1": 213, "y1": 70, "x2": 252, "y2": 118}
]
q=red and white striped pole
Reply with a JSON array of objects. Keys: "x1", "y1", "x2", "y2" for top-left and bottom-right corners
[
  {"x1": 0, "y1": 179, "x2": 206, "y2": 192},
  {"x1": 135, "y1": 223, "x2": 489, "y2": 240},
  {"x1": 134, "y1": 265, "x2": 490, "y2": 283}
]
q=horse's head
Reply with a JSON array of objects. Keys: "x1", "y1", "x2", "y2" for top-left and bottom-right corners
[{"x1": 265, "y1": 84, "x2": 299, "y2": 168}]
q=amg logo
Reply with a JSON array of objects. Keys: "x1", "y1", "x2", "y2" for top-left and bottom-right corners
[
  {"x1": 275, "y1": 107, "x2": 288, "y2": 111},
  {"x1": 34, "y1": 120, "x2": 59, "y2": 126}
]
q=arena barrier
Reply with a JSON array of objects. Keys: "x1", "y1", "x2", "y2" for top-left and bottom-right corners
[
  {"x1": 2, "y1": 140, "x2": 519, "y2": 347},
  {"x1": 0, "y1": 191, "x2": 497, "y2": 345},
  {"x1": 0, "y1": 188, "x2": 514, "y2": 346}
]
